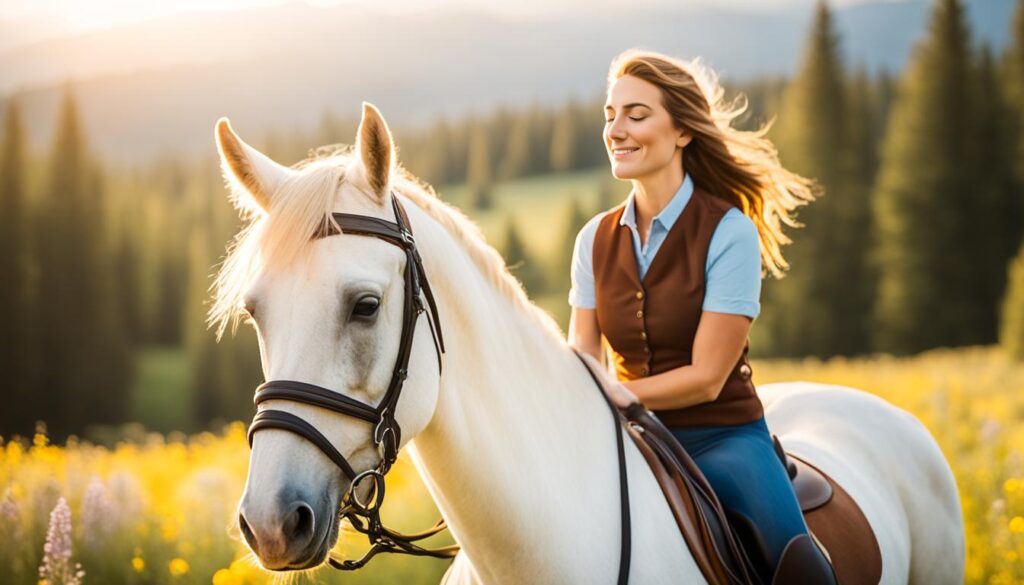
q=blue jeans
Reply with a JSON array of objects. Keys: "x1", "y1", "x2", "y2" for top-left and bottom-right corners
[{"x1": 669, "y1": 416, "x2": 808, "y2": 577}]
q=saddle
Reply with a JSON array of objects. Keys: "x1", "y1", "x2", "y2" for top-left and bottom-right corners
[{"x1": 621, "y1": 403, "x2": 883, "y2": 584}]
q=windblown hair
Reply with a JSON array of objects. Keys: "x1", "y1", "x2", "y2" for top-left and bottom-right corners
[
  {"x1": 209, "y1": 145, "x2": 563, "y2": 341},
  {"x1": 609, "y1": 49, "x2": 815, "y2": 277}
]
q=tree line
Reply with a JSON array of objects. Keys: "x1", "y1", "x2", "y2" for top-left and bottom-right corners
[
  {"x1": 1, "y1": 0, "x2": 1023, "y2": 437},
  {"x1": 761, "y1": 0, "x2": 1024, "y2": 359}
]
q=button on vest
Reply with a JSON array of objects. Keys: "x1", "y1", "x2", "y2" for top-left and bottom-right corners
[{"x1": 592, "y1": 187, "x2": 764, "y2": 427}]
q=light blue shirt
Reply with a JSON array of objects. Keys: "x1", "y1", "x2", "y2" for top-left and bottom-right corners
[{"x1": 569, "y1": 173, "x2": 761, "y2": 319}]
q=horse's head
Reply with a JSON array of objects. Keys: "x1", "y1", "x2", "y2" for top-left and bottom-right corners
[{"x1": 213, "y1": 104, "x2": 443, "y2": 571}]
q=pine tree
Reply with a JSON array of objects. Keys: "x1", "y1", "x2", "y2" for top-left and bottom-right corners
[
  {"x1": 0, "y1": 99, "x2": 38, "y2": 435},
  {"x1": 408, "y1": 116, "x2": 452, "y2": 186},
  {"x1": 873, "y1": 69, "x2": 898, "y2": 146},
  {"x1": 501, "y1": 219, "x2": 545, "y2": 294},
  {"x1": 488, "y1": 107, "x2": 512, "y2": 172},
  {"x1": 1007, "y1": 0, "x2": 1024, "y2": 189},
  {"x1": 499, "y1": 118, "x2": 530, "y2": 180},
  {"x1": 184, "y1": 161, "x2": 266, "y2": 427},
  {"x1": 185, "y1": 224, "x2": 215, "y2": 424},
  {"x1": 762, "y1": 0, "x2": 870, "y2": 357},
  {"x1": 574, "y1": 96, "x2": 607, "y2": 169},
  {"x1": 35, "y1": 86, "x2": 131, "y2": 435},
  {"x1": 847, "y1": 69, "x2": 881, "y2": 186},
  {"x1": 446, "y1": 119, "x2": 470, "y2": 186},
  {"x1": 528, "y1": 105, "x2": 554, "y2": 175},
  {"x1": 871, "y1": 0, "x2": 980, "y2": 354},
  {"x1": 1001, "y1": 243, "x2": 1024, "y2": 360},
  {"x1": 843, "y1": 66, "x2": 881, "y2": 350},
  {"x1": 550, "y1": 100, "x2": 578, "y2": 173},
  {"x1": 973, "y1": 47, "x2": 1022, "y2": 339},
  {"x1": 104, "y1": 169, "x2": 141, "y2": 345},
  {"x1": 89, "y1": 167, "x2": 134, "y2": 422},
  {"x1": 466, "y1": 120, "x2": 494, "y2": 209},
  {"x1": 554, "y1": 196, "x2": 589, "y2": 297}
]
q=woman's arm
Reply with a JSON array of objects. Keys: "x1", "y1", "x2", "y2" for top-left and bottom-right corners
[
  {"x1": 568, "y1": 307, "x2": 602, "y2": 363},
  {"x1": 569, "y1": 307, "x2": 642, "y2": 408},
  {"x1": 622, "y1": 311, "x2": 751, "y2": 410}
]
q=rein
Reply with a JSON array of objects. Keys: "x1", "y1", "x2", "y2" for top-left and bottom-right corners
[{"x1": 245, "y1": 194, "x2": 634, "y2": 581}]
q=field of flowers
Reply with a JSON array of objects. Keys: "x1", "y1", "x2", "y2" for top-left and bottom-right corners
[
  {"x1": 2, "y1": 345, "x2": 1021, "y2": 584},
  {"x1": 0, "y1": 423, "x2": 452, "y2": 585}
]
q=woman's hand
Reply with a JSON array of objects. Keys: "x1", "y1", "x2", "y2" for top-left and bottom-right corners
[{"x1": 605, "y1": 380, "x2": 640, "y2": 409}]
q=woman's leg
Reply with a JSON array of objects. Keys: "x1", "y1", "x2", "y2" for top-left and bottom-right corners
[{"x1": 670, "y1": 418, "x2": 808, "y2": 578}]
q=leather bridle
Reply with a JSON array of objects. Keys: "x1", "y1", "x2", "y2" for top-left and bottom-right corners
[
  {"x1": 244, "y1": 193, "x2": 633, "y2": 582},
  {"x1": 246, "y1": 194, "x2": 456, "y2": 570}
]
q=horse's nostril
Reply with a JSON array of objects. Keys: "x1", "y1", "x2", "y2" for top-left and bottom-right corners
[
  {"x1": 239, "y1": 512, "x2": 258, "y2": 553},
  {"x1": 283, "y1": 502, "x2": 315, "y2": 542}
]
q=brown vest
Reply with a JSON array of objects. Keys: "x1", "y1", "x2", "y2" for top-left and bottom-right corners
[{"x1": 593, "y1": 187, "x2": 764, "y2": 427}]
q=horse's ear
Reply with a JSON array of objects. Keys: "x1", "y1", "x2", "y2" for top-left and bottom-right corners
[
  {"x1": 215, "y1": 118, "x2": 289, "y2": 214},
  {"x1": 355, "y1": 102, "x2": 395, "y2": 204}
]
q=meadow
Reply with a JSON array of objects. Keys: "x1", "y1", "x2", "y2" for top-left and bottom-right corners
[{"x1": 2, "y1": 345, "x2": 1020, "y2": 584}]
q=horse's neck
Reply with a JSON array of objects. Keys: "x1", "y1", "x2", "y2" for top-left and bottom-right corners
[{"x1": 405, "y1": 208, "x2": 624, "y2": 583}]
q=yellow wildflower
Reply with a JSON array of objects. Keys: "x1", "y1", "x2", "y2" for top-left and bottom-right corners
[
  {"x1": 168, "y1": 558, "x2": 189, "y2": 576},
  {"x1": 161, "y1": 520, "x2": 179, "y2": 541},
  {"x1": 1010, "y1": 516, "x2": 1024, "y2": 533},
  {"x1": 131, "y1": 556, "x2": 145, "y2": 572},
  {"x1": 1004, "y1": 478, "x2": 1021, "y2": 495},
  {"x1": 5, "y1": 441, "x2": 23, "y2": 466},
  {"x1": 212, "y1": 568, "x2": 234, "y2": 585}
]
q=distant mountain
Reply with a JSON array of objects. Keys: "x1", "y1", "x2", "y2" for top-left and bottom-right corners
[{"x1": 0, "y1": 0, "x2": 1014, "y2": 163}]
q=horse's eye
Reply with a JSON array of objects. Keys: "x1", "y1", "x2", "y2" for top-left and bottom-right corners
[{"x1": 352, "y1": 296, "x2": 380, "y2": 318}]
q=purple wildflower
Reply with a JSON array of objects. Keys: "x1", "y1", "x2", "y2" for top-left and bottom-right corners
[
  {"x1": 107, "y1": 471, "x2": 142, "y2": 522},
  {"x1": 1, "y1": 487, "x2": 18, "y2": 526},
  {"x1": 1, "y1": 487, "x2": 23, "y2": 572},
  {"x1": 80, "y1": 477, "x2": 114, "y2": 549},
  {"x1": 38, "y1": 497, "x2": 84, "y2": 585}
]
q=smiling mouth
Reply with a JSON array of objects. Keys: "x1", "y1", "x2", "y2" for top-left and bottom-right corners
[{"x1": 612, "y1": 147, "x2": 640, "y2": 157}]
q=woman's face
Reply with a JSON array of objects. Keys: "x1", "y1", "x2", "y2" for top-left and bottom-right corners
[{"x1": 604, "y1": 74, "x2": 689, "y2": 181}]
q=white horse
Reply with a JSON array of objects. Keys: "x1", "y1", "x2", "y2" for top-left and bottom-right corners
[{"x1": 211, "y1": 103, "x2": 964, "y2": 584}]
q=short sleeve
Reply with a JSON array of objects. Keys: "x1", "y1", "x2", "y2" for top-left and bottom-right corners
[
  {"x1": 702, "y1": 208, "x2": 761, "y2": 319},
  {"x1": 567, "y1": 214, "x2": 604, "y2": 309}
]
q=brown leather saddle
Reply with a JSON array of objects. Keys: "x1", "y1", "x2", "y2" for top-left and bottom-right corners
[{"x1": 622, "y1": 403, "x2": 883, "y2": 584}]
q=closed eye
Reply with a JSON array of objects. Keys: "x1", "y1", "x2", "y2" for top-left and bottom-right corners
[{"x1": 352, "y1": 296, "x2": 381, "y2": 319}]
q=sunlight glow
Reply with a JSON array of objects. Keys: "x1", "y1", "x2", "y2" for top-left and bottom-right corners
[
  {"x1": 0, "y1": 0, "x2": 366, "y2": 38},
  {"x1": 0, "y1": 0, "x2": 893, "y2": 40}
]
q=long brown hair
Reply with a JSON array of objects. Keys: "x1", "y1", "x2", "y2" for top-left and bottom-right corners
[{"x1": 609, "y1": 49, "x2": 815, "y2": 278}]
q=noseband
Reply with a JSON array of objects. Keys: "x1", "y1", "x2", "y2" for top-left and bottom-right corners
[{"x1": 246, "y1": 194, "x2": 457, "y2": 570}]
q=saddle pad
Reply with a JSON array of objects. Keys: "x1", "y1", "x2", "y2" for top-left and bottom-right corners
[{"x1": 791, "y1": 454, "x2": 883, "y2": 585}]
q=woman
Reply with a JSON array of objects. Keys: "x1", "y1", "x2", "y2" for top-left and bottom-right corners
[{"x1": 568, "y1": 49, "x2": 834, "y2": 583}]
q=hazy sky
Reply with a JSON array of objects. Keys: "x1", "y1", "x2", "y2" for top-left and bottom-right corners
[{"x1": 0, "y1": 0, "x2": 899, "y2": 37}]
